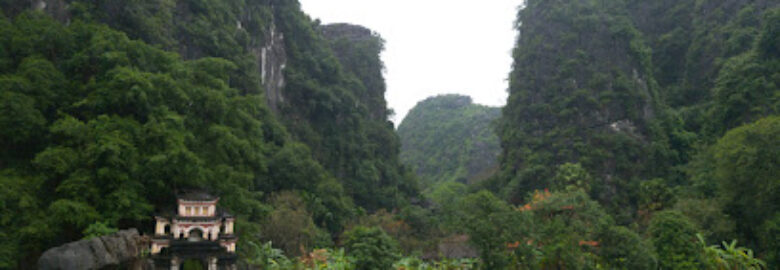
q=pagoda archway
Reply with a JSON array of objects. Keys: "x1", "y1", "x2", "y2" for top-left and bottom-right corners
[
  {"x1": 150, "y1": 191, "x2": 237, "y2": 269},
  {"x1": 188, "y1": 228, "x2": 205, "y2": 242}
]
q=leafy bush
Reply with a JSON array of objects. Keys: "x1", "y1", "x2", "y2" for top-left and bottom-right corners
[
  {"x1": 393, "y1": 256, "x2": 479, "y2": 270},
  {"x1": 244, "y1": 241, "x2": 294, "y2": 269},
  {"x1": 81, "y1": 221, "x2": 118, "y2": 240},
  {"x1": 596, "y1": 226, "x2": 656, "y2": 269},
  {"x1": 649, "y1": 211, "x2": 702, "y2": 269},
  {"x1": 342, "y1": 226, "x2": 401, "y2": 270},
  {"x1": 698, "y1": 234, "x2": 766, "y2": 270}
]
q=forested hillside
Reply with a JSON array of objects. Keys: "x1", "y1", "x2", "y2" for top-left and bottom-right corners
[
  {"x1": 314, "y1": 22, "x2": 417, "y2": 211},
  {"x1": 0, "y1": 0, "x2": 777, "y2": 269},
  {"x1": 0, "y1": 0, "x2": 417, "y2": 268},
  {"x1": 480, "y1": 0, "x2": 779, "y2": 268},
  {"x1": 398, "y1": 95, "x2": 500, "y2": 186}
]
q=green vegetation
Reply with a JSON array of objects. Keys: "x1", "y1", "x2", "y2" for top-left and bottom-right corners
[
  {"x1": 276, "y1": 5, "x2": 418, "y2": 212},
  {"x1": 494, "y1": 0, "x2": 670, "y2": 219},
  {"x1": 342, "y1": 226, "x2": 401, "y2": 270},
  {"x1": 0, "y1": 10, "x2": 329, "y2": 266},
  {"x1": 649, "y1": 211, "x2": 701, "y2": 269},
  {"x1": 398, "y1": 94, "x2": 501, "y2": 186},
  {"x1": 0, "y1": 0, "x2": 777, "y2": 269},
  {"x1": 0, "y1": 0, "x2": 415, "y2": 267},
  {"x1": 490, "y1": 0, "x2": 778, "y2": 268},
  {"x1": 699, "y1": 234, "x2": 767, "y2": 270}
]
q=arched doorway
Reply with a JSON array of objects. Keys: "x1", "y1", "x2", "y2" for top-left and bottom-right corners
[
  {"x1": 188, "y1": 228, "x2": 204, "y2": 242},
  {"x1": 181, "y1": 258, "x2": 205, "y2": 270}
]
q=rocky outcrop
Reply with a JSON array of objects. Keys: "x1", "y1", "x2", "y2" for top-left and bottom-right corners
[
  {"x1": 37, "y1": 229, "x2": 148, "y2": 270},
  {"x1": 257, "y1": 24, "x2": 287, "y2": 113},
  {"x1": 0, "y1": 0, "x2": 69, "y2": 22},
  {"x1": 32, "y1": 0, "x2": 69, "y2": 22}
]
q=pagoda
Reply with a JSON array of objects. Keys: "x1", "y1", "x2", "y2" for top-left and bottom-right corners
[{"x1": 150, "y1": 191, "x2": 237, "y2": 270}]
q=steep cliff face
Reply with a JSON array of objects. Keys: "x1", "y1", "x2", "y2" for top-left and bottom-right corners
[
  {"x1": 319, "y1": 23, "x2": 388, "y2": 121},
  {"x1": 272, "y1": 16, "x2": 417, "y2": 210},
  {"x1": 498, "y1": 0, "x2": 666, "y2": 211},
  {"x1": 398, "y1": 95, "x2": 501, "y2": 187},
  {"x1": 258, "y1": 24, "x2": 287, "y2": 112},
  {"x1": 497, "y1": 0, "x2": 779, "y2": 222}
]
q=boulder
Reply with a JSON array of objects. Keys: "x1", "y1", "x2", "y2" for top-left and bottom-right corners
[{"x1": 37, "y1": 229, "x2": 144, "y2": 270}]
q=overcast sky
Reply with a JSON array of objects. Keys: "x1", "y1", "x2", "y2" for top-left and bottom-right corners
[{"x1": 299, "y1": 0, "x2": 520, "y2": 124}]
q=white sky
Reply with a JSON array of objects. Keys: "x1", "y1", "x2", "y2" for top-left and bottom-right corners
[{"x1": 299, "y1": 0, "x2": 520, "y2": 124}]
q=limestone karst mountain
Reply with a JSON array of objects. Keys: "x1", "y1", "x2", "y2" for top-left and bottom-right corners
[{"x1": 398, "y1": 95, "x2": 500, "y2": 187}]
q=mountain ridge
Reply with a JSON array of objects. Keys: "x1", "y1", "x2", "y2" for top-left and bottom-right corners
[{"x1": 398, "y1": 94, "x2": 501, "y2": 187}]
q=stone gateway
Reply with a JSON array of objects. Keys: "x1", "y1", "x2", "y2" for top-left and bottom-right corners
[{"x1": 151, "y1": 191, "x2": 237, "y2": 270}]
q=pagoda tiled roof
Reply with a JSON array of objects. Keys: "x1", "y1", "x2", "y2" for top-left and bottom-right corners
[{"x1": 177, "y1": 190, "x2": 218, "y2": 201}]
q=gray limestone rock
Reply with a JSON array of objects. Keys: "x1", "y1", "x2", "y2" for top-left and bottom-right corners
[
  {"x1": 37, "y1": 229, "x2": 144, "y2": 270},
  {"x1": 257, "y1": 24, "x2": 287, "y2": 113}
]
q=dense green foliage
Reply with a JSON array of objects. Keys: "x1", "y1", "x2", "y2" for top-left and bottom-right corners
[
  {"x1": 0, "y1": 0, "x2": 777, "y2": 268},
  {"x1": 427, "y1": 187, "x2": 658, "y2": 269},
  {"x1": 699, "y1": 234, "x2": 767, "y2": 270},
  {"x1": 688, "y1": 116, "x2": 780, "y2": 266},
  {"x1": 311, "y1": 22, "x2": 418, "y2": 211},
  {"x1": 3, "y1": 0, "x2": 417, "y2": 211},
  {"x1": 494, "y1": 0, "x2": 673, "y2": 220},
  {"x1": 0, "y1": 0, "x2": 416, "y2": 267},
  {"x1": 492, "y1": 0, "x2": 779, "y2": 268},
  {"x1": 242, "y1": 240, "x2": 477, "y2": 270},
  {"x1": 320, "y1": 23, "x2": 389, "y2": 122},
  {"x1": 0, "y1": 10, "x2": 335, "y2": 266},
  {"x1": 342, "y1": 226, "x2": 401, "y2": 270},
  {"x1": 596, "y1": 225, "x2": 656, "y2": 269},
  {"x1": 398, "y1": 95, "x2": 501, "y2": 187},
  {"x1": 649, "y1": 211, "x2": 702, "y2": 269}
]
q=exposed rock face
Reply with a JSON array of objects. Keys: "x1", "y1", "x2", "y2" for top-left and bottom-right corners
[
  {"x1": 31, "y1": 0, "x2": 69, "y2": 23},
  {"x1": 37, "y1": 229, "x2": 147, "y2": 270},
  {"x1": 0, "y1": 0, "x2": 69, "y2": 22},
  {"x1": 258, "y1": 24, "x2": 287, "y2": 112}
]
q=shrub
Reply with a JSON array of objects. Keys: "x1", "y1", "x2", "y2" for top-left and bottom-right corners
[{"x1": 342, "y1": 226, "x2": 400, "y2": 270}]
